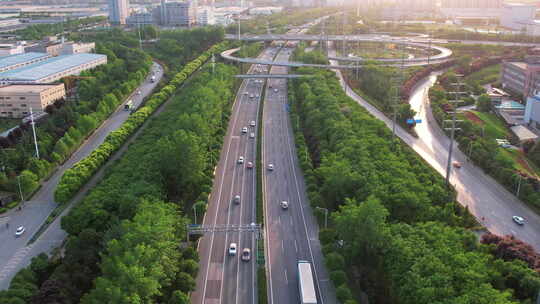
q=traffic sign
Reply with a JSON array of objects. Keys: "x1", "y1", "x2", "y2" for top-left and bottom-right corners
[
  {"x1": 415, "y1": 119, "x2": 422, "y2": 124},
  {"x1": 406, "y1": 119, "x2": 414, "y2": 124}
]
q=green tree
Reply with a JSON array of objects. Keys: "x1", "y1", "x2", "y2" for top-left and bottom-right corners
[
  {"x1": 477, "y1": 94, "x2": 492, "y2": 112},
  {"x1": 18, "y1": 170, "x2": 39, "y2": 195}
]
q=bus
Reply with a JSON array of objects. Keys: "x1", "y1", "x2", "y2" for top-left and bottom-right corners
[{"x1": 298, "y1": 260, "x2": 317, "y2": 304}]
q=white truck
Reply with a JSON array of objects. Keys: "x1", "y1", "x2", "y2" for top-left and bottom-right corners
[
  {"x1": 124, "y1": 100, "x2": 133, "y2": 111},
  {"x1": 298, "y1": 260, "x2": 317, "y2": 304},
  {"x1": 151, "y1": 75, "x2": 156, "y2": 83}
]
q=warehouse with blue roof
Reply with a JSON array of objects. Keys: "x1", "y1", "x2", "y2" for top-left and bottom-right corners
[
  {"x1": 0, "y1": 52, "x2": 51, "y2": 73},
  {"x1": 0, "y1": 53, "x2": 107, "y2": 84}
]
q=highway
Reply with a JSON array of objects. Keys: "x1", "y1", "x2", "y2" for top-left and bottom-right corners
[
  {"x1": 328, "y1": 49, "x2": 540, "y2": 251},
  {"x1": 0, "y1": 62, "x2": 164, "y2": 290},
  {"x1": 262, "y1": 47, "x2": 338, "y2": 304},
  {"x1": 192, "y1": 48, "x2": 278, "y2": 304}
]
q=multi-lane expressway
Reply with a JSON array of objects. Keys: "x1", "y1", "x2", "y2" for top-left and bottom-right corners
[
  {"x1": 192, "y1": 47, "x2": 278, "y2": 304},
  {"x1": 262, "y1": 47, "x2": 338, "y2": 304}
]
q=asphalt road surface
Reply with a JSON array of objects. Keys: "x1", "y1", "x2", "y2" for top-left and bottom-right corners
[
  {"x1": 328, "y1": 50, "x2": 540, "y2": 251},
  {"x1": 192, "y1": 48, "x2": 278, "y2": 304},
  {"x1": 0, "y1": 62, "x2": 164, "y2": 290},
  {"x1": 262, "y1": 47, "x2": 338, "y2": 304}
]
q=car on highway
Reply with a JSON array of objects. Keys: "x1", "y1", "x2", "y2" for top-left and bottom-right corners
[
  {"x1": 241, "y1": 248, "x2": 251, "y2": 261},
  {"x1": 274, "y1": 88, "x2": 278, "y2": 93},
  {"x1": 267, "y1": 163, "x2": 274, "y2": 171},
  {"x1": 452, "y1": 161, "x2": 461, "y2": 169},
  {"x1": 242, "y1": 127, "x2": 248, "y2": 134},
  {"x1": 250, "y1": 94, "x2": 255, "y2": 99},
  {"x1": 250, "y1": 132, "x2": 255, "y2": 139},
  {"x1": 238, "y1": 156, "x2": 244, "y2": 164},
  {"x1": 513, "y1": 216, "x2": 525, "y2": 225},
  {"x1": 247, "y1": 162, "x2": 254, "y2": 169},
  {"x1": 229, "y1": 243, "x2": 237, "y2": 255},
  {"x1": 280, "y1": 201, "x2": 289, "y2": 209},
  {"x1": 250, "y1": 120, "x2": 256, "y2": 127},
  {"x1": 15, "y1": 226, "x2": 25, "y2": 237},
  {"x1": 234, "y1": 195, "x2": 241, "y2": 204}
]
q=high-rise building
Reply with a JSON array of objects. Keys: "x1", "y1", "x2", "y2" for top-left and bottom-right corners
[
  {"x1": 157, "y1": 1, "x2": 197, "y2": 27},
  {"x1": 441, "y1": 0, "x2": 503, "y2": 9},
  {"x1": 108, "y1": 0, "x2": 129, "y2": 25}
]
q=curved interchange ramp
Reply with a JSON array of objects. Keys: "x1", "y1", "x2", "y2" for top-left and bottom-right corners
[{"x1": 223, "y1": 34, "x2": 452, "y2": 68}]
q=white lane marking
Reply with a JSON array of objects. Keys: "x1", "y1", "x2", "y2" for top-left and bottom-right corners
[
  {"x1": 295, "y1": 240, "x2": 298, "y2": 253},
  {"x1": 201, "y1": 75, "x2": 247, "y2": 304},
  {"x1": 281, "y1": 240, "x2": 284, "y2": 253},
  {"x1": 278, "y1": 215, "x2": 281, "y2": 225},
  {"x1": 284, "y1": 269, "x2": 288, "y2": 284}
]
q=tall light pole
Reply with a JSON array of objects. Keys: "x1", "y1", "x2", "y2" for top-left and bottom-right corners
[{"x1": 29, "y1": 107, "x2": 39, "y2": 159}]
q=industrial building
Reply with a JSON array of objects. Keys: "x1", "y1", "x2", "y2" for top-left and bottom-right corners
[
  {"x1": 26, "y1": 37, "x2": 95, "y2": 56},
  {"x1": 440, "y1": 0, "x2": 503, "y2": 18},
  {"x1": 501, "y1": 57, "x2": 540, "y2": 98},
  {"x1": 0, "y1": 52, "x2": 51, "y2": 73},
  {"x1": 0, "y1": 43, "x2": 24, "y2": 57},
  {"x1": 108, "y1": 0, "x2": 129, "y2": 25},
  {"x1": 0, "y1": 53, "x2": 107, "y2": 85},
  {"x1": 382, "y1": 0, "x2": 436, "y2": 19},
  {"x1": 500, "y1": 3, "x2": 536, "y2": 31},
  {"x1": 0, "y1": 83, "x2": 65, "y2": 118}
]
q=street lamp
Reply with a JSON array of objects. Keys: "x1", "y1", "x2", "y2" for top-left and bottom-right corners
[
  {"x1": 192, "y1": 205, "x2": 197, "y2": 225},
  {"x1": 315, "y1": 207, "x2": 328, "y2": 229}
]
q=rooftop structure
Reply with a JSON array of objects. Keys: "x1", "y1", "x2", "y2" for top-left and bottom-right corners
[
  {"x1": 525, "y1": 94, "x2": 540, "y2": 131},
  {"x1": 26, "y1": 39, "x2": 95, "y2": 56},
  {"x1": 0, "y1": 52, "x2": 50, "y2": 73},
  {"x1": 0, "y1": 53, "x2": 107, "y2": 84}
]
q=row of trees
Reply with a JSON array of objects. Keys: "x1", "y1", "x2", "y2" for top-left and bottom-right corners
[
  {"x1": 54, "y1": 41, "x2": 230, "y2": 204},
  {"x1": 1, "y1": 56, "x2": 237, "y2": 303},
  {"x1": 0, "y1": 41, "x2": 152, "y2": 200},
  {"x1": 15, "y1": 16, "x2": 106, "y2": 40},
  {"x1": 288, "y1": 67, "x2": 540, "y2": 303}
]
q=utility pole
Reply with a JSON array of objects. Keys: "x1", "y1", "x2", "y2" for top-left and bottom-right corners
[
  {"x1": 17, "y1": 175, "x2": 24, "y2": 202},
  {"x1": 211, "y1": 53, "x2": 215, "y2": 76},
  {"x1": 390, "y1": 44, "x2": 406, "y2": 139},
  {"x1": 29, "y1": 107, "x2": 39, "y2": 159},
  {"x1": 138, "y1": 23, "x2": 143, "y2": 50},
  {"x1": 515, "y1": 173, "x2": 523, "y2": 197},
  {"x1": 342, "y1": 6, "x2": 347, "y2": 56},
  {"x1": 444, "y1": 76, "x2": 465, "y2": 185},
  {"x1": 237, "y1": 17, "x2": 241, "y2": 41}
]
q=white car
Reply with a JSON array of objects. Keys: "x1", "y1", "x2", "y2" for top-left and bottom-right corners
[
  {"x1": 280, "y1": 201, "x2": 289, "y2": 209},
  {"x1": 229, "y1": 243, "x2": 237, "y2": 255},
  {"x1": 247, "y1": 162, "x2": 254, "y2": 169},
  {"x1": 238, "y1": 156, "x2": 244, "y2": 164},
  {"x1": 242, "y1": 127, "x2": 248, "y2": 134},
  {"x1": 512, "y1": 216, "x2": 525, "y2": 225},
  {"x1": 250, "y1": 132, "x2": 255, "y2": 139},
  {"x1": 137, "y1": 90, "x2": 141, "y2": 95},
  {"x1": 274, "y1": 88, "x2": 278, "y2": 93},
  {"x1": 250, "y1": 120, "x2": 256, "y2": 127},
  {"x1": 267, "y1": 164, "x2": 274, "y2": 171},
  {"x1": 241, "y1": 248, "x2": 251, "y2": 261},
  {"x1": 233, "y1": 195, "x2": 241, "y2": 204},
  {"x1": 15, "y1": 226, "x2": 25, "y2": 237}
]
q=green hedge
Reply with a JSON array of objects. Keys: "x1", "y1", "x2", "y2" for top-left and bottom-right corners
[{"x1": 54, "y1": 42, "x2": 230, "y2": 204}]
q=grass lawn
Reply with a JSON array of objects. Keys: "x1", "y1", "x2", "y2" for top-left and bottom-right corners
[
  {"x1": 465, "y1": 64, "x2": 500, "y2": 85},
  {"x1": 500, "y1": 149, "x2": 540, "y2": 178},
  {"x1": 0, "y1": 118, "x2": 19, "y2": 133},
  {"x1": 470, "y1": 110, "x2": 509, "y2": 139}
]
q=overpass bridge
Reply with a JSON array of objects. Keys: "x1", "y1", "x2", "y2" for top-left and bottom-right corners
[{"x1": 225, "y1": 33, "x2": 453, "y2": 64}]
